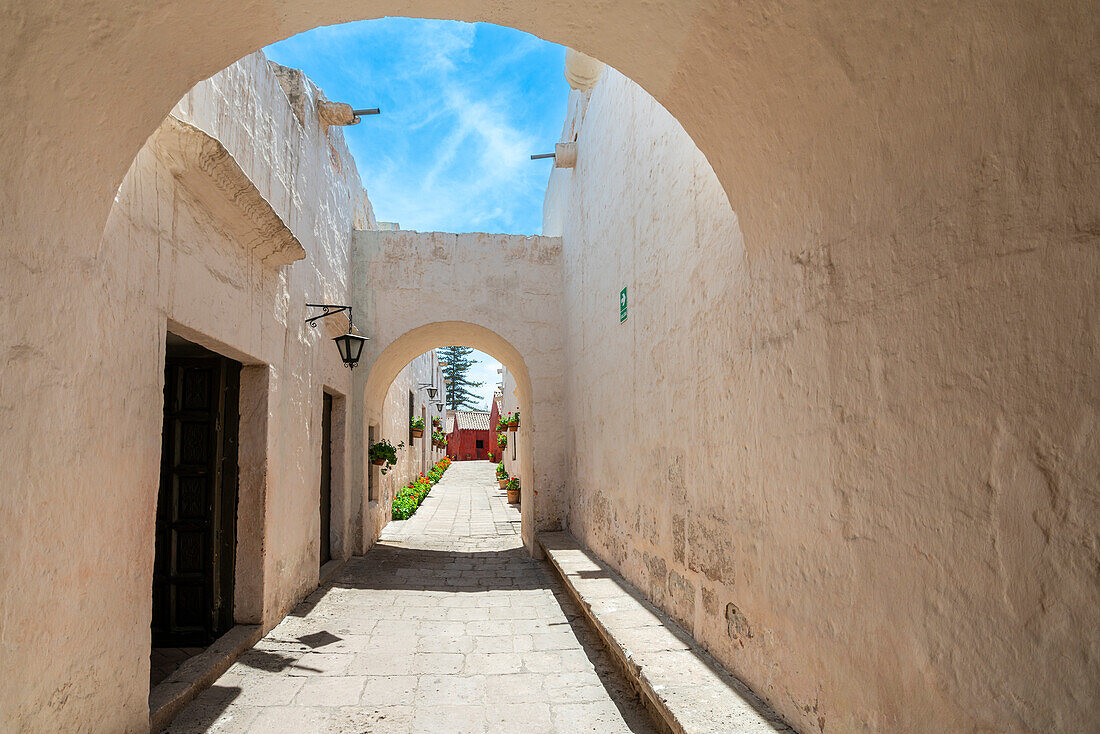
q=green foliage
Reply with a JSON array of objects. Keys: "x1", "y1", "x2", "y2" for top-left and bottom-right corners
[
  {"x1": 410, "y1": 416, "x2": 425, "y2": 431},
  {"x1": 368, "y1": 438, "x2": 403, "y2": 475},
  {"x1": 436, "y1": 346, "x2": 485, "y2": 410},
  {"x1": 391, "y1": 457, "x2": 452, "y2": 520},
  {"x1": 496, "y1": 463, "x2": 508, "y2": 480},
  {"x1": 506, "y1": 477, "x2": 520, "y2": 492},
  {"x1": 497, "y1": 432, "x2": 508, "y2": 449}
]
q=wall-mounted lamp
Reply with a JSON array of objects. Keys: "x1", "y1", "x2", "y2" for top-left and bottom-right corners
[
  {"x1": 305, "y1": 303, "x2": 368, "y2": 369},
  {"x1": 435, "y1": 402, "x2": 444, "y2": 412},
  {"x1": 418, "y1": 384, "x2": 438, "y2": 400}
]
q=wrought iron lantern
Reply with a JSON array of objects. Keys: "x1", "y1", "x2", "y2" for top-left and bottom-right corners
[
  {"x1": 333, "y1": 330, "x2": 368, "y2": 369},
  {"x1": 305, "y1": 303, "x2": 368, "y2": 369}
]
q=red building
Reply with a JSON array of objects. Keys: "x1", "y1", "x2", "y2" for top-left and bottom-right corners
[{"x1": 446, "y1": 410, "x2": 492, "y2": 461}]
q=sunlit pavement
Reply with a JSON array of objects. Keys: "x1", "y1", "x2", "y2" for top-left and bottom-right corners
[{"x1": 164, "y1": 461, "x2": 659, "y2": 733}]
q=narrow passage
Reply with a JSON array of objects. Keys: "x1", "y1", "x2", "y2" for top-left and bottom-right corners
[{"x1": 166, "y1": 461, "x2": 659, "y2": 733}]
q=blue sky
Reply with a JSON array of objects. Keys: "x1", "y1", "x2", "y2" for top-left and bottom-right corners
[
  {"x1": 267, "y1": 19, "x2": 568, "y2": 407},
  {"x1": 265, "y1": 18, "x2": 569, "y2": 235}
]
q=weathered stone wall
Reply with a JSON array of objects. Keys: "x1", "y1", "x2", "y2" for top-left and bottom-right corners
[{"x1": 545, "y1": 67, "x2": 1100, "y2": 734}]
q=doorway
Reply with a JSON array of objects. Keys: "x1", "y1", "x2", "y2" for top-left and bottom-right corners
[
  {"x1": 151, "y1": 334, "x2": 241, "y2": 686},
  {"x1": 319, "y1": 392, "x2": 333, "y2": 567}
]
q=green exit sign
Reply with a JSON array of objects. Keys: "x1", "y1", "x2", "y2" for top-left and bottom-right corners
[{"x1": 620, "y1": 286, "x2": 628, "y2": 323}]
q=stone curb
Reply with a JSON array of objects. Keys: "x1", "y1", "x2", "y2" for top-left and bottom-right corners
[
  {"x1": 538, "y1": 532, "x2": 795, "y2": 734},
  {"x1": 149, "y1": 624, "x2": 262, "y2": 733}
]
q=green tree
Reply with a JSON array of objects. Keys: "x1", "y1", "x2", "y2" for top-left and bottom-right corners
[{"x1": 436, "y1": 346, "x2": 485, "y2": 410}]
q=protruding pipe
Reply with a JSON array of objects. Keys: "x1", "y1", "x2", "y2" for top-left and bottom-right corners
[{"x1": 318, "y1": 102, "x2": 381, "y2": 128}]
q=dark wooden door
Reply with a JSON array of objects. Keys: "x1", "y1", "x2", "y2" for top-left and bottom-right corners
[
  {"x1": 319, "y1": 392, "x2": 333, "y2": 567},
  {"x1": 153, "y1": 352, "x2": 240, "y2": 647}
]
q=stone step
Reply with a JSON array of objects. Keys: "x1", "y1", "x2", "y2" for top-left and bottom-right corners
[{"x1": 538, "y1": 532, "x2": 794, "y2": 734}]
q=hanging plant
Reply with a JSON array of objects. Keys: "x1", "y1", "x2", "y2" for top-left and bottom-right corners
[
  {"x1": 497, "y1": 432, "x2": 508, "y2": 450},
  {"x1": 410, "y1": 416, "x2": 425, "y2": 439},
  {"x1": 507, "y1": 411, "x2": 520, "y2": 432},
  {"x1": 369, "y1": 438, "x2": 403, "y2": 475}
]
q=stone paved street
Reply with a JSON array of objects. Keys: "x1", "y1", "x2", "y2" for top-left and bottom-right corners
[{"x1": 165, "y1": 461, "x2": 660, "y2": 733}]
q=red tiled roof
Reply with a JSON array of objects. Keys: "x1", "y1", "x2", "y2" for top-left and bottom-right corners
[{"x1": 453, "y1": 410, "x2": 490, "y2": 431}]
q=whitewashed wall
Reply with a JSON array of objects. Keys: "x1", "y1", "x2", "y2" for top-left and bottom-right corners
[
  {"x1": 544, "y1": 67, "x2": 1100, "y2": 734},
  {"x1": 500, "y1": 365, "x2": 522, "y2": 478},
  {"x1": 367, "y1": 350, "x2": 446, "y2": 541},
  {"x1": 33, "y1": 52, "x2": 374, "y2": 728}
]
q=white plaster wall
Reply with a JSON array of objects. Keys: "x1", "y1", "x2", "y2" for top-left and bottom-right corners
[
  {"x1": 366, "y1": 350, "x2": 446, "y2": 542},
  {"x1": 500, "y1": 366, "x2": 521, "y2": 477},
  {"x1": 546, "y1": 68, "x2": 1100, "y2": 734},
  {"x1": 0, "y1": 53, "x2": 372, "y2": 731}
]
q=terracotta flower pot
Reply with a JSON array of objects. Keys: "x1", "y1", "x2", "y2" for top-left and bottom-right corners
[
  {"x1": 507, "y1": 488, "x2": 521, "y2": 504},
  {"x1": 498, "y1": 479, "x2": 507, "y2": 489},
  {"x1": 411, "y1": 428, "x2": 424, "y2": 439},
  {"x1": 371, "y1": 457, "x2": 386, "y2": 466},
  {"x1": 507, "y1": 424, "x2": 517, "y2": 432}
]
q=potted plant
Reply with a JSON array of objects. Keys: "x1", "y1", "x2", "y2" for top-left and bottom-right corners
[
  {"x1": 506, "y1": 476, "x2": 521, "y2": 504},
  {"x1": 410, "y1": 416, "x2": 425, "y2": 439},
  {"x1": 497, "y1": 414, "x2": 510, "y2": 432},
  {"x1": 497, "y1": 432, "x2": 508, "y2": 450},
  {"x1": 487, "y1": 451, "x2": 495, "y2": 463},
  {"x1": 496, "y1": 463, "x2": 508, "y2": 488},
  {"x1": 368, "y1": 438, "x2": 403, "y2": 475},
  {"x1": 507, "y1": 411, "x2": 520, "y2": 432},
  {"x1": 432, "y1": 416, "x2": 442, "y2": 429}
]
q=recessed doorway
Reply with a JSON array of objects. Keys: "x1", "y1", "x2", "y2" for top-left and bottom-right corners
[
  {"x1": 319, "y1": 391, "x2": 334, "y2": 568},
  {"x1": 150, "y1": 333, "x2": 241, "y2": 686}
]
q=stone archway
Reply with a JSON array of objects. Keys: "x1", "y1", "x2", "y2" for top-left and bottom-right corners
[
  {"x1": 360, "y1": 322, "x2": 544, "y2": 553},
  {"x1": 350, "y1": 229, "x2": 566, "y2": 556}
]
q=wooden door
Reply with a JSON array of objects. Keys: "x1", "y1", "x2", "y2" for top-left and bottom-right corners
[
  {"x1": 319, "y1": 392, "x2": 332, "y2": 567},
  {"x1": 152, "y1": 352, "x2": 240, "y2": 647}
]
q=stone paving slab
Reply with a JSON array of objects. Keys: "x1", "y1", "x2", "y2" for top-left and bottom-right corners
[
  {"x1": 539, "y1": 532, "x2": 794, "y2": 734},
  {"x1": 162, "y1": 462, "x2": 660, "y2": 733}
]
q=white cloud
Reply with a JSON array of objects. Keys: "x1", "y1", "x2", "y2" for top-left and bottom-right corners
[
  {"x1": 266, "y1": 18, "x2": 567, "y2": 234},
  {"x1": 464, "y1": 351, "x2": 503, "y2": 410}
]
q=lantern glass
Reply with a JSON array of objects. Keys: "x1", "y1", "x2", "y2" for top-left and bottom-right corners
[
  {"x1": 426, "y1": 386, "x2": 438, "y2": 399},
  {"x1": 332, "y1": 332, "x2": 368, "y2": 368},
  {"x1": 435, "y1": 402, "x2": 444, "y2": 412}
]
